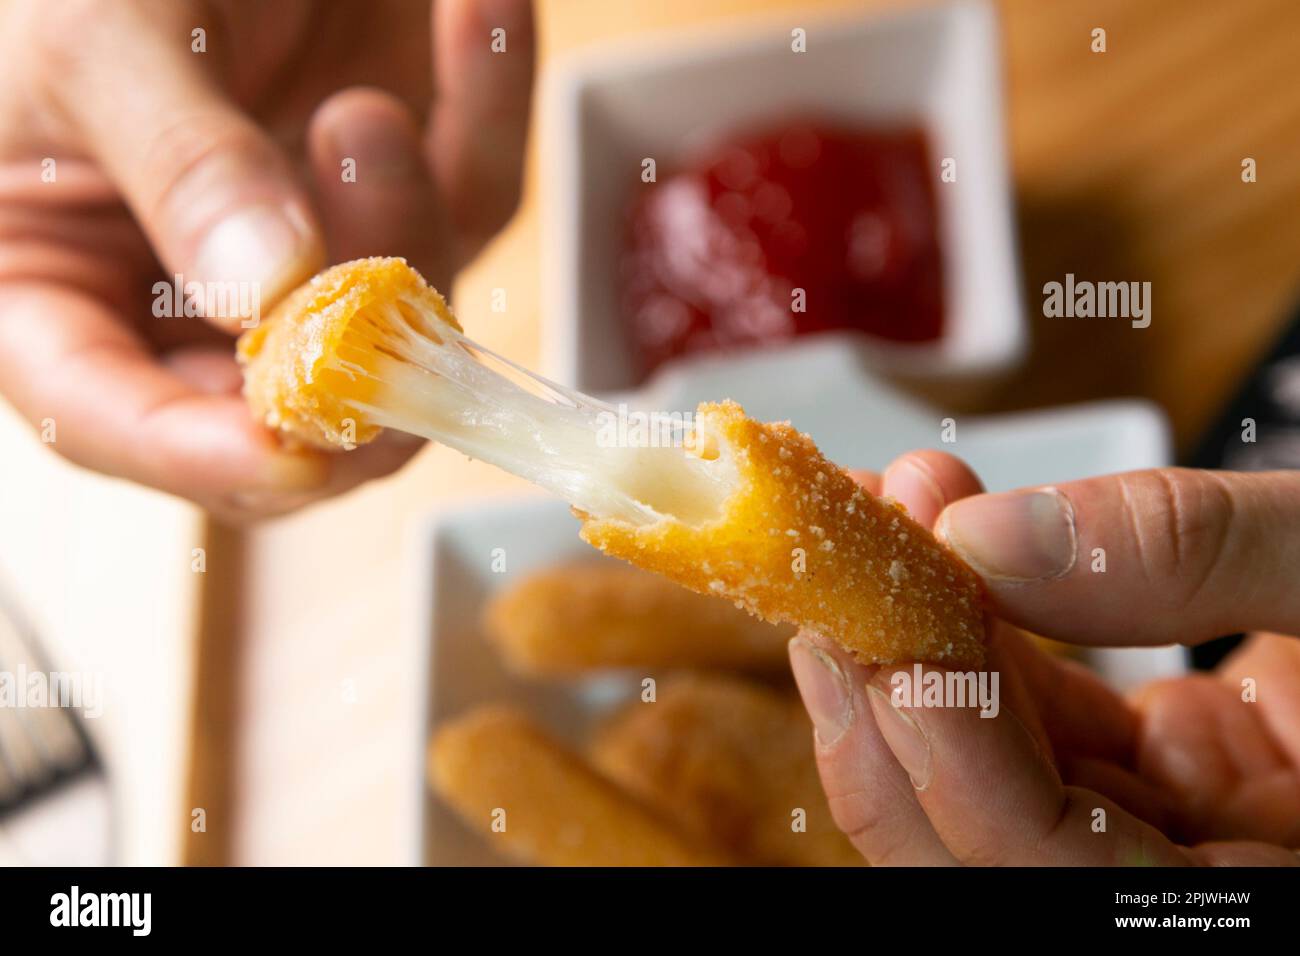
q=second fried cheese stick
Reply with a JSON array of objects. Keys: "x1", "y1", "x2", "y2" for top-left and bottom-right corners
[
  {"x1": 429, "y1": 706, "x2": 729, "y2": 866},
  {"x1": 239, "y1": 258, "x2": 986, "y2": 667},
  {"x1": 483, "y1": 561, "x2": 794, "y2": 674}
]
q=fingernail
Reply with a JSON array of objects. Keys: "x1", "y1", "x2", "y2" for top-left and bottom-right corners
[
  {"x1": 192, "y1": 203, "x2": 319, "y2": 310},
  {"x1": 788, "y1": 637, "x2": 853, "y2": 746},
  {"x1": 940, "y1": 488, "x2": 1077, "y2": 582},
  {"x1": 867, "y1": 684, "x2": 932, "y2": 790}
]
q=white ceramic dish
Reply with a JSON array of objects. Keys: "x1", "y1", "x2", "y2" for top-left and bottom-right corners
[
  {"x1": 410, "y1": 350, "x2": 1185, "y2": 865},
  {"x1": 541, "y1": 0, "x2": 1025, "y2": 393}
]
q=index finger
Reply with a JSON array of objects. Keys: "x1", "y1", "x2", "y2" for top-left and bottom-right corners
[{"x1": 865, "y1": 660, "x2": 1191, "y2": 866}]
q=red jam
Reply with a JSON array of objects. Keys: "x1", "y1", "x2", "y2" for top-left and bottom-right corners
[{"x1": 620, "y1": 122, "x2": 944, "y2": 379}]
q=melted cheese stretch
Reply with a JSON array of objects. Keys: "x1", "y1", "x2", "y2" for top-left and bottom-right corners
[
  {"x1": 240, "y1": 259, "x2": 987, "y2": 667},
  {"x1": 317, "y1": 293, "x2": 738, "y2": 526}
]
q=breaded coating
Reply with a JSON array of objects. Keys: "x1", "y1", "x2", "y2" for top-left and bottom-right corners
[
  {"x1": 580, "y1": 401, "x2": 986, "y2": 668},
  {"x1": 429, "y1": 706, "x2": 730, "y2": 867},
  {"x1": 238, "y1": 257, "x2": 458, "y2": 449},
  {"x1": 483, "y1": 561, "x2": 793, "y2": 675},
  {"x1": 590, "y1": 674, "x2": 861, "y2": 867}
]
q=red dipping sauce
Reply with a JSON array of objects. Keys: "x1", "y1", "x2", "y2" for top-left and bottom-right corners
[{"x1": 620, "y1": 122, "x2": 944, "y2": 379}]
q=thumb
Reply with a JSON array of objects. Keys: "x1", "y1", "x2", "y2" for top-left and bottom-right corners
[
  {"x1": 46, "y1": 2, "x2": 323, "y2": 329},
  {"x1": 937, "y1": 468, "x2": 1300, "y2": 646}
]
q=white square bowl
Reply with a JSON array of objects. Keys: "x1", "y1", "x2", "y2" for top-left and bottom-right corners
[{"x1": 541, "y1": 0, "x2": 1025, "y2": 392}]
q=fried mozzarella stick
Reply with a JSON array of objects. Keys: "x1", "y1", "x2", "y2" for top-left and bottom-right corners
[
  {"x1": 483, "y1": 561, "x2": 793, "y2": 675},
  {"x1": 239, "y1": 258, "x2": 985, "y2": 667},
  {"x1": 429, "y1": 706, "x2": 730, "y2": 866},
  {"x1": 591, "y1": 674, "x2": 861, "y2": 867}
]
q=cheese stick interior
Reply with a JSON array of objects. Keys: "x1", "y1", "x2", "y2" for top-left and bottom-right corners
[
  {"x1": 239, "y1": 258, "x2": 986, "y2": 667},
  {"x1": 483, "y1": 561, "x2": 793, "y2": 675},
  {"x1": 591, "y1": 674, "x2": 862, "y2": 867},
  {"x1": 429, "y1": 705, "x2": 730, "y2": 866}
]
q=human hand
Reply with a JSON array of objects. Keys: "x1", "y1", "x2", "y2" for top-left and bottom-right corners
[
  {"x1": 789, "y1": 453, "x2": 1300, "y2": 865},
  {"x1": 0, "y1": 0, "x2": 534, "y2": 519}
]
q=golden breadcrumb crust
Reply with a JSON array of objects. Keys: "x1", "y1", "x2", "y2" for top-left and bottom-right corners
[
  {"x1": 580, "y1": 401, "x2": 986, "y2": 668},
  {"x1": 591, "y1": 674, "x2": 862, "y2": 867},
  {"x1": 483, "y1": 561, "x2": 793, "y2": 675},
  {"x1": 429, "y1": 706, "x2": 730, "y2": 867},
  {"x1": 237, "y1": 257, "x2": 458, "y2": 449}
]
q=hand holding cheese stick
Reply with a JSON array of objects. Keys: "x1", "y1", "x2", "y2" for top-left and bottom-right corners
[
  {"x1": 793, "y1": 449, "x2": 1300, "y2": 866},
  {"x1": 0, "y1": 1, "x2": 534, "y2": 521}
]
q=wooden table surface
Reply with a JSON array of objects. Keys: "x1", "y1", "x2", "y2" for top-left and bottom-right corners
[{"x1": 189, "y1": 0, "x2": 1300, "y2": 864}]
